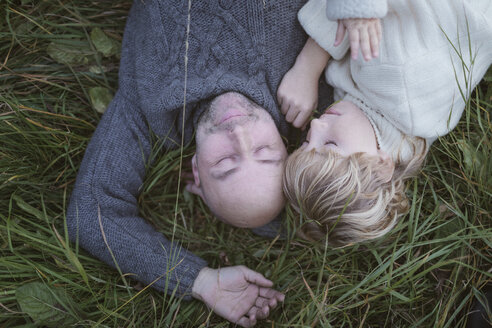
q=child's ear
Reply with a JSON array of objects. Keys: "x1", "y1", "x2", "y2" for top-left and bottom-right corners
[
  {"x1": 377, "y1": 150, "x2": 395, "y2": 183},
  {"x1": 188, "y1": 155, "x2": 204, "y2": 199}
]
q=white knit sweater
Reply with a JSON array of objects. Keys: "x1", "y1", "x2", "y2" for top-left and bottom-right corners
[
  {"x1": 325, "y1": 0, "x2": 388, "y2": 20},
  {"x1": 299, "y1": 0, "x2": 492, "y2": 162}
]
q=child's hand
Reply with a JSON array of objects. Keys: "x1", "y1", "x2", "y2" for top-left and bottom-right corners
[
  {"x1": 277, "y1": 64, "x2": 318, "y2": 129},
  {"x1": 334, "y1": 18, "x2": 382, "y2": 61}
]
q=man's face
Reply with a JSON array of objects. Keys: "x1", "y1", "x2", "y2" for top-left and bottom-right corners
[{"x1": 191, "y1": 92, "x2": 287, "y2": 228}]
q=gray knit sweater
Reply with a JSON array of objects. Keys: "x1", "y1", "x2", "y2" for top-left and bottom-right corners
[{"x1": 67, "y1": 0, "x2": 312, "y2": 299}]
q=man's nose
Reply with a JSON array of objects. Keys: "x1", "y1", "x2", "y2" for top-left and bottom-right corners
[
  {"x1": 304, "y1": 119, "x2": 326, "y2": 152},
  {"x1": 229, "y1": 125, "x2": 251, "y2": 153}
]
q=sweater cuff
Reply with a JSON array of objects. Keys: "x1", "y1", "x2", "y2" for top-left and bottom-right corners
[
  {"x1": 155, "y1": 253, "x2": 207, "y2": 301},
  {"x1": 298, "y1": 0, "x2": 349, "y2": 60},
  {"x1": 325, "y1": 0, "x2": 388, "y2": 20}
]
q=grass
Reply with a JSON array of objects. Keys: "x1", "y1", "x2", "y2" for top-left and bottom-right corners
[{"x1": 1, "y1": 0, "x2": 491, "y2": 327}]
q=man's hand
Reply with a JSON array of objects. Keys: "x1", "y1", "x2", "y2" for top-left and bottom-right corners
[
  {"x1": 334, "y1": 18, "x2": 382, "y2": 61},
  {"x1": 277, "y1": 64, "x2": 318, "y2": 129},
  {"x1": 192, "y1": 266, "x2": 285, "y2": 327}
]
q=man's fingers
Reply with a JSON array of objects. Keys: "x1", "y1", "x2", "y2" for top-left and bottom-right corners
[
  {"x1": 253, "y1": 298, "x2": 270, "y2": 319},
  {"x1": 257, "y1": 295, "x2": 277, "y2": 310},
  {"x1": 247, "y1": 307, "x2": 258, "y2": 321},
  {"x1": 259, "y1": 287, "x2": 285, "y2": 303},
  {"x1": 246, "y1": 307, "x2": 258, "y2": 321},
  {"x1": 258, "y1": 307, "x2": 270, "y2": 319},
  {"x1": 250, "y1": 305, "x2": 269, "y2": 320},
  {"x1": 255, "y1": 296, "x2": 271, "y2": 310},
  {"x1": 334, "y1": 21, "x2": 346, "y2": 46},
  {"x1": 348, "y1": 29, "x2": 360, "y2": 60},
  {"x1": 236, "y1": 316, "x2": 256, "y2": 328},
  {"x1": 242, "y1": 268, "x2": 273, "y2": 287}
]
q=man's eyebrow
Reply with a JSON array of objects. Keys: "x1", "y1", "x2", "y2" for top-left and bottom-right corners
[
  {"x1": 258, "y1": 159, "x2": 283, "y2": 165},
  {"x1": 211, "y1": 168, "x2": 239, "y2": 180}
]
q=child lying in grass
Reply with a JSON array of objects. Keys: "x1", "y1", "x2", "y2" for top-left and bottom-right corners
[{"x1": 278, "y1": 0, "x2": 492, "y2": 246}]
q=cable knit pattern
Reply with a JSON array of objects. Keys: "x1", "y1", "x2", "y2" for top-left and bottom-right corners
[
  {"x1": 67, "y1": 0, "x2": 309, "y2": 299},
  {"x1": 300, "y1": 0, "x2": 492, "y2": 162},
  {"x1": 325, "y1": 0, "x2": 388, "y2": 20}
]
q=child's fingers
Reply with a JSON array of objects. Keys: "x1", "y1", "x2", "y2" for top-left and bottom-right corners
[
  {"x1": 359, "y1": 28, "x2": 372, "y2": 61},
  {"x1": 277, "y1": 94, "x2": 283, "y2": 108},
  {"x1": 285, "y1": 107, "x2": 300, "y2": 123},
  {"x1": 279, "y1": 99, "x2": 289, "y2": 115},
  {"x1": 369, "y1": 26, "x2": 380, "y2": 58},
  {"x1": 334, "y1": 21, "x2": 346, "y2": 46},
  {"x1": 292, "y1": 109, "x2": 311, "y2": 128},
  {"x1": 348, "y1": 29, "x2": 360, "y2": 60},
  {"x1": 285, "y1": 109, "x2": 299, "y2": 124},
  {"x1": 376, "y1": 19, "x2": 382, "y2": 41}
]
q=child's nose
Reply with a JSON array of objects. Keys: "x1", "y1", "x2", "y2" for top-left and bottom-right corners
[{"x1": 304, "y1": 119, "x2": 326, "y2": 151}]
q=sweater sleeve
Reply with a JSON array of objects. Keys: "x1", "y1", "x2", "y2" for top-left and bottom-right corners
[
  {"x1": 66, "y1": 92, "x2": 207, "y2": 300},
  {"x1": 298, "y1": 0, "x2": 350, "y2": 60},
  {"x1": 325, "y1": 0, "x2": 388, "y2": 20}
]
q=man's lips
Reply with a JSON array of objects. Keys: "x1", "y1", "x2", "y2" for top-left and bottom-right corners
[{"x1": 218, "y1": 109, "x2": 247, "y2": 124}]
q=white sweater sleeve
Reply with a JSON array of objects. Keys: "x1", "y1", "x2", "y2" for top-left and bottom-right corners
[
  {"x1": 325, "y1": 0, "x2": 388, "y2": 20},
  {"x1": 298, "y1": 0, "x2": 350, "y2": 60}
]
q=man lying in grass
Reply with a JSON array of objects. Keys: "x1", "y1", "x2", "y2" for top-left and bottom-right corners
[
  {"x1": 66, "y1": 0, "x2": 316, "y2": 326},
  {"x1": 278, "y1": 0, "x2": 492, "y2": 246},
  {"x1": 66, "y1": 0, "x2": 385, "y2": 324}
]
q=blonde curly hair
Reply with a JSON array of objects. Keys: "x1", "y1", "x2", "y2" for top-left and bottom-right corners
[{"x1": 283, "y1": 137, "x2": 427, "y2": 247}]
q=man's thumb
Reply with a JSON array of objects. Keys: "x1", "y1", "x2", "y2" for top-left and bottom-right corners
[{"x1": 242, "y1": 267, "x2": 273, "y2": 287}]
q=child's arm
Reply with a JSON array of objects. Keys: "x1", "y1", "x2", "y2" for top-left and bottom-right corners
[
  {"x1": 334, "y1": 18, "x2": 382, "y2": 61},
  {"x1": 277, "y1": 37, "x2": 331, "y2": 129}
]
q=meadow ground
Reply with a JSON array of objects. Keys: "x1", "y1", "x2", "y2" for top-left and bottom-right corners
[{"x1": 1, "y1": 1, "x2": 491, "y2": 327}]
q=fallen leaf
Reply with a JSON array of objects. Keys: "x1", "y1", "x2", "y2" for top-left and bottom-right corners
[
  {"x1": 91, "y1": 27, "x2": 120, "y2": 57},
  {"x1": 16, "y1": 282, "x2": 82, "y2": 327},
  {"x1": 89, "y1": 87, "x2": 113, "y2": 113},
  {"x1": 46, "y1": 42, "x2": 89, "y2": 65}
]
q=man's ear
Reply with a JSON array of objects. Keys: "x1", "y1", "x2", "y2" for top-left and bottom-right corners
[
  {"x1": 188, "y1": 155, "x2": 204, "y2": 198},
  {"x1": 377, "y1": 150, "x2": 395, "y2": 183}
]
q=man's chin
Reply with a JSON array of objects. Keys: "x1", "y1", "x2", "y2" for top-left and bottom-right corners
[{"x1": 213, "y1": 211, "x2": 279, "y2": 229}]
